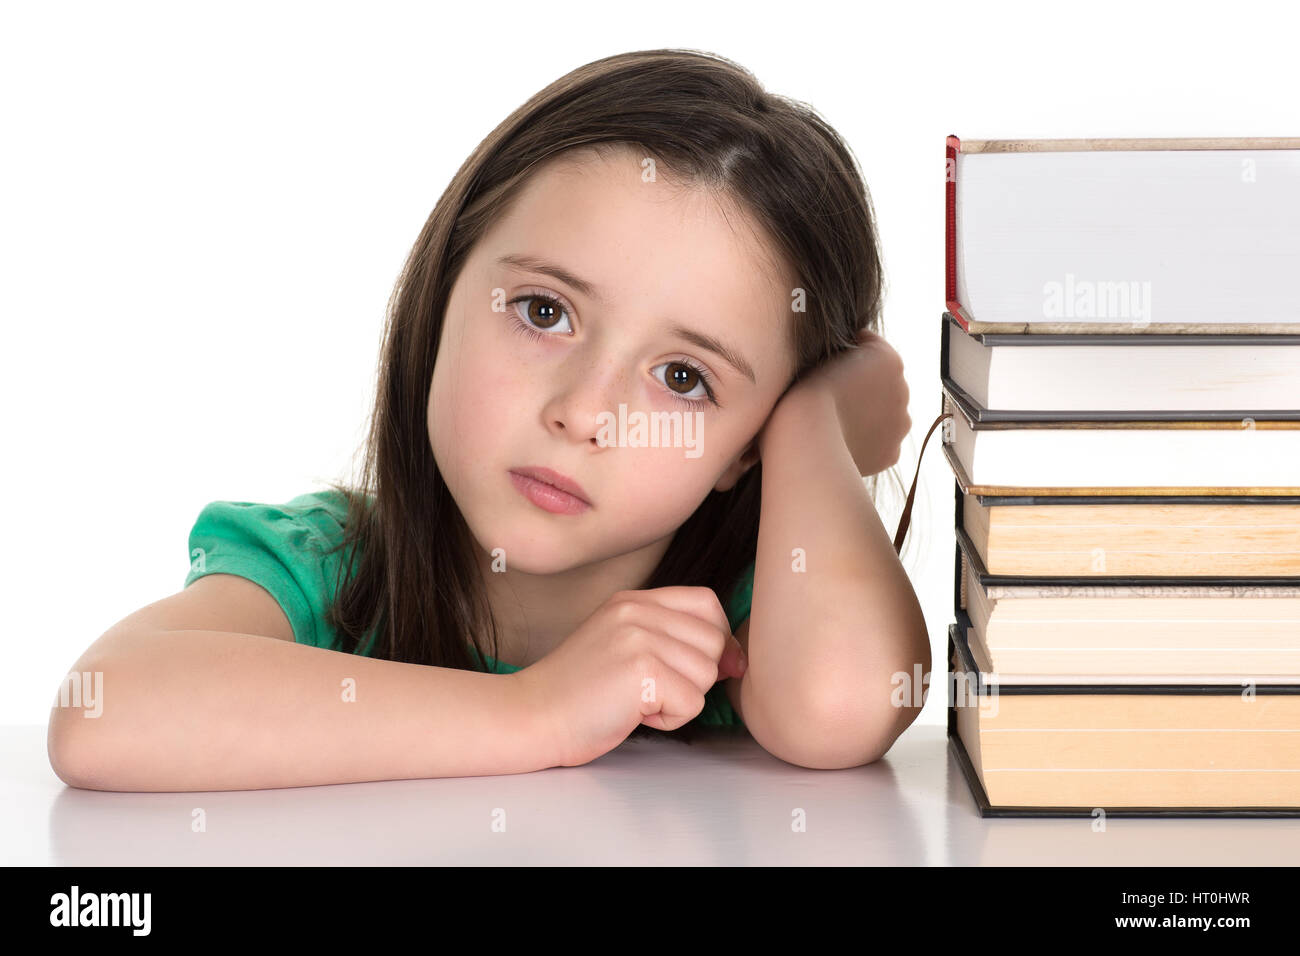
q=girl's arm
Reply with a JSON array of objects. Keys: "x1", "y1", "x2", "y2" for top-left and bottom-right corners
[
  {"x1": 49, "y1": 610, "x2": 557, "y2": 792},
  {"x1": 727, "y1": 333, "x2": 930, "y2": 769}
]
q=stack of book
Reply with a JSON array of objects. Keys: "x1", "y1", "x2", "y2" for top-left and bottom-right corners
[{"x1": 940, "y1": 135, "x2": 1300, "y2": 816}]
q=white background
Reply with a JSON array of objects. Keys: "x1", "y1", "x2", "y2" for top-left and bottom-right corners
[{"x1": 6, "y1": 0, "x2": 1295, "y2": 725}]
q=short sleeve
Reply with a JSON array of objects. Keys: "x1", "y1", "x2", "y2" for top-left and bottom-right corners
[
  {"x1": 183, "y1": 492, "x2": 352, "y2": 651},
  {"x1": 723, "y1": 559, "x2": 754, "y2": 632},
  {"x1": 690, "y1": 560, "x2": 756, "y2": 729}
]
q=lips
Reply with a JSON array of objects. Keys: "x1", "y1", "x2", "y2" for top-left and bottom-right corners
[{"x1": 508, "y1": 466, "x2": 591, "y2": 506}]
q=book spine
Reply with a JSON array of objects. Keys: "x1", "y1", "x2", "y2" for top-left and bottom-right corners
[{"x1": 945, "y1": 135, "x2": 970, "y2": 331}]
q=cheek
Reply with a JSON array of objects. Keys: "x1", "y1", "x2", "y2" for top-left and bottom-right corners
[
  {"x1": 430, "y1": 329, "x2": 530, "y2": 458},
  {"x1": 610, "y1": 441, "x2": 729, "y2": 525}
]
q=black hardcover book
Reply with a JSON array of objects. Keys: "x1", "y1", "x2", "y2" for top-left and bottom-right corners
[
  {"x1": 945, "y1": 615, "x2": 1300, "y2": 817},
  {"x1": 940, "y1": 311, "x2": 1300, "y2": 423},
  {"x1": 952, "y1": 479, "x2": 1300, "y2": 592},
  {"x1": 947, "y1": 491, "x2": 1300, "y2": 816}
]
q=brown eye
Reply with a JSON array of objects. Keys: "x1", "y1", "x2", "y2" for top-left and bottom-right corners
[
  {"x1": 651, "y1": 359, "x2": 716, "y2": 406},
  {"x1": 526, "y1": 295, "x2": 564, "y2": 329},
  {"x1": 665, "y1": 362, "x2": 699, "y2": 394}
]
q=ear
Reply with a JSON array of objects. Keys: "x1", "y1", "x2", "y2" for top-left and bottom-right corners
[{"x1": 713, "y1": 437, "x2": 761, "y2": 493}]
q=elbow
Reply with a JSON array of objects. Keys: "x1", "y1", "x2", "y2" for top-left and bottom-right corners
[
  {"x1": 768, "y1": 694, "x2": 917, "y2": 770},
  {"x1": 48, "y1": 717, "x2": 100, "y2": 790},
  {"x1": 750, "y1": 633, "x2": 932, "y2": 770},
  {"x1": 48, "y1": 687, "x2": 120, "y2": 791}
]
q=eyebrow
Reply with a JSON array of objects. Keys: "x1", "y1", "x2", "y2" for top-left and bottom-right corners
[{"x1": 497, "y1": 253, "x2": 758, "y2": 385}]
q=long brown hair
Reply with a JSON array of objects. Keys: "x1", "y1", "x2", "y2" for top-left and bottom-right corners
[{"x1": 321, "y1": 48, "x2": 895, "y2": 737}]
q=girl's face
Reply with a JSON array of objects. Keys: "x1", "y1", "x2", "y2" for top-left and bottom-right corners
[{"x1": 429, "y1": 146, "x2": 798, "y2": 576}]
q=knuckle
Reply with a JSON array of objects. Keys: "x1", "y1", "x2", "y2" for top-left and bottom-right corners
[
  {"x1": 631, "y1": 649, "x2": 658, "y2": 675},
  {"x1": 616, "y1": 621, "x2": 648, "y2": 647},
  {"x1": 610, "y1": 595, "x2": 641, "y2": 624},
  {"x1": 693, "y1": 585, "x2": 725, "y2": 616}
]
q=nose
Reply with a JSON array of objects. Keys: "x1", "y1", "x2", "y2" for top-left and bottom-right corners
[{"x1": 541, "y1": 353, "x2": 629, "y2": 445}]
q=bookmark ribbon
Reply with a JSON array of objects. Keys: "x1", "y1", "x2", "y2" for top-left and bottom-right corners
[{"x1": 892, "y1": 411, "x2": 951, "y2": 555}]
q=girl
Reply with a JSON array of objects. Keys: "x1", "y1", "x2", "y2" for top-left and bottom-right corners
[{"x1": 50, "y1": 49, "x2": 928, "y2": 792}]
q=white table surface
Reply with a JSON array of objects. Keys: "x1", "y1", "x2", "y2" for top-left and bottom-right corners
[{"x1": 6, "y1": 721, "x2": 1300, "y2": 866}]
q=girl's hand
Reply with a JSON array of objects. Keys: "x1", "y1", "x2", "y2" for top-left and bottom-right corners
[
  {"x1": 511, "y1": 587, "x2": 747, "y2": 768},
  {"x1": 761, "y1": 328, "x2": 911, "y2": 477}
]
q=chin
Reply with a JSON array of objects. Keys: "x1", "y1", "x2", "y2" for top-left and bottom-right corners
[{"x1": 472, "y1": 526, "x2": 587, "y2": 576}]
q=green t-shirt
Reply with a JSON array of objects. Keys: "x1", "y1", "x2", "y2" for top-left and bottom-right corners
[{"x1": 183, "y1": 490, "x2": 754, "y2": 728}]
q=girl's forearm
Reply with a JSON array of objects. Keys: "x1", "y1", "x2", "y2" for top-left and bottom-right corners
[
  {"x1": 743, "y1": 386, "x2": 930, "y2": 768},
  {"x1": 48, "y1": 628, "x2": 557, "y2": 791}
]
